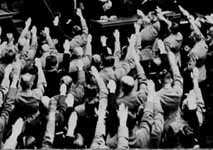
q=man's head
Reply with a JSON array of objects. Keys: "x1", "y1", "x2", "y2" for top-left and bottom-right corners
[
  {"x1": 161, "y1": 70, "x2": 173, "y2": 86},
  {"x1": 45, "y1": 55, "x2": 58, "y2": 71},
  {"x1": 170, "y1": 22, "x2": 180, "y2": 34},
  {"x1": 102, "y1": 55, "x2": 115, "y2": 67},
  {"x1": 120, "y1": 76, "x2": 135, "y2": 95},
  {"x1": 20, "y1": 64, "x2": 38, "y2": 91}
]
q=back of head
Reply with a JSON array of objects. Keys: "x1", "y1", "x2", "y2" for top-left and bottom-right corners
[
  {"x1": 20, "y1": 63, "x2": 38, "y2": 90},
  {"x1": 45, "y1": 55, "x2": 58, "y2": 71},
  {"x1": 121, "y1": 76, "x2": 135, "y2": 94}
]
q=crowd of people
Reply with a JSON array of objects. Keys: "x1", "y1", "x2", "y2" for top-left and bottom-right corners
[{"x1": 0, "y1": 1, "x2": 213, "y2": 148}]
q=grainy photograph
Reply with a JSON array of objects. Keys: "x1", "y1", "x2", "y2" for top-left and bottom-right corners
[{"x1": 0, "y1": 0, "x2": 212, "y2": 149}]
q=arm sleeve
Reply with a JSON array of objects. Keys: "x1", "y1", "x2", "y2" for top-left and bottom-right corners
[
  {"x1": 1, "y1": 88, "x2": 17, "y2": 124},
  {"x1": 130, "y1": 101, "x2": 153, "y2": 148},
  {"x1": 117, "y1": 125, "x2": 129, "y2": 149}
]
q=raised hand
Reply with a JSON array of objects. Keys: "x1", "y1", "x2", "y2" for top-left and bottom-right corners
[
  {"x1": 156, "y1": 6, "x2": 162, "y2": 13},
  {"x1": 100, "y1": 35, "x2": 107, "y2": 46},
  {"x1": 53, "y1": 16, "x2": 59, "y2": 26},
  {"x1": 137, "y1": 9, "x2": 145, "y2": 17},
  {"x1": 87, "y1": 34, "x2": 92, "y2": 43},
  {"x1": 113, "y1": 29, "x2": 120, "y2": 40},
  {"x1": 25, "y1": 17, "x2": 32, "y2": 27},
  {"x1": 107, "y1": 79, "x2": 116, "y2": 93},
  {"x1": 44, "y1": 27, "x2": 50, "y2": 36},
  {"x1": 60, "y1": 83, "x2": 67, "y2": 96},
  {"x1": 134, "y1": 22, "x2": 140, "y2": 33},
  {"x1": 128, "y1": 34, "x2": 136, "y2": 45},
  {"x1": 63, "y1": 39, "x2": 70, "y2": 52},
  {"x1": 76, "y1": 8, "x2": 83, "y2": 17},
  {"x1": 31, "y1": 26, "x2": 37, "y2": 35}
]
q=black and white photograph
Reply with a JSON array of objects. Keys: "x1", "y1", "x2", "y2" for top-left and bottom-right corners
[{"x1": 0, "y1": 0, "x2": 212, "y2": 149}]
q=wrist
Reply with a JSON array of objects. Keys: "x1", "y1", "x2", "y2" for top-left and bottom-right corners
[
  {"x1": 119, "y1": 119, "x2": 127, "y2": 127},
  {"x1": 11, "y1": 80, "x2": 18, "y2": 88}
]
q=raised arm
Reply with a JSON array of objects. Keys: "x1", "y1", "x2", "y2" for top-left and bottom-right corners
[
  {"x1": 18, "y1": 18, "x2": 31, "y2": 44},
  {"x1": 85, "y1": 34, "x2": 92, "y2": 56},
  {"x1": 156, "y1": 7, "x2": 172, "y2": 29},
  {"x1": 166, "y1": 45, "x2": 183, "y2": 94},
  {"x1": 43, "y1": 27, "x2": 55, "y2": 49},
  {"x1": 90, "y1": 103, "x2": 108, "y2": 149},
  {"x1": 113, "y1": 29, "x2": 121, "y2": 64},
  {"x1": 113, "y1": 35, "x2": 136, "y2": 80},
  {"x1": 91, "y1": 66, "x2": 108, "y2": 109},
  {"x1": 35, "y1": 58, "x2": 47, "y2": 99},
  {"x1": 90, "y1": 66, "x2": 109, "y2": 149},
  {"x1": 191, "y1": 67, "x2": 205, "y2": 126},
  {"x1": 0, "y1": 61, "x2": 21, "y2": 146},
  {"x1": 76, "y1": 8, "x2": 88, "y2": 35},
  {"x1": 1, "y1": 64, "x2": 13, "y2": 96},
  {"x1": 178, "y1": 5, "x2": 203, "y2": 38},
  {"x1": 130, "y1": 80, "x2": 155, "y2": 148},
  {"x1": 117, "y1": 103, "x2": 129, "y2": 149}
]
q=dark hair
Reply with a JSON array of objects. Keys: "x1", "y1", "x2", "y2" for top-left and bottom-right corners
[
  {"x1": 21, "y1": 63, "x2": 38, "y2": 76},
  {"x1": 2, "y1": 49, "x2": 16, "y2": 64},
  {"x1": 170, "y1": 22, "x2": 180, "y2": 34},
  {"x1": 122, "y1": 83, "x2": 134, "y2": 95},
  {"x1": 20, "y1": 63, "x2": 38, "y2": 90},
  {"x1": 45, "y1": 55, "x2": 58, "y2": 70},
  {"x1": 102, "y1": 55, "x2": 115, "y2": 67}
]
